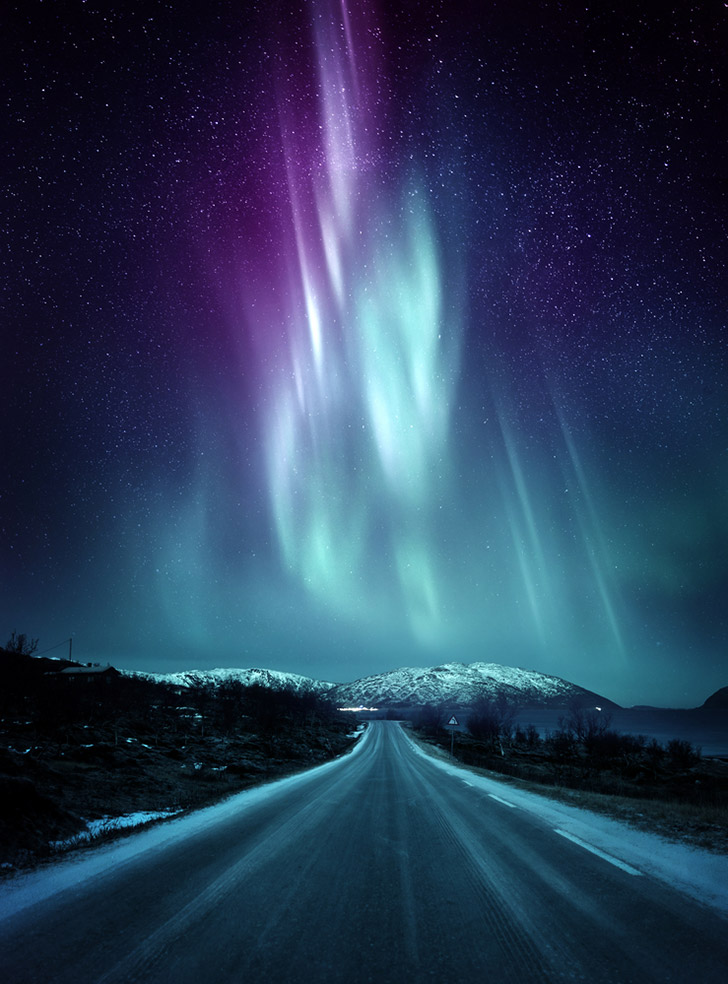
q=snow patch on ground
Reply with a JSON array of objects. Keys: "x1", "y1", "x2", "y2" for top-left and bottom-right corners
[
  {"x1": 403, "y1": 728, "x2": 728, "y2": 915},
  {"x1": 49, "y1": 811, "x2": 182, "y2": 850}
]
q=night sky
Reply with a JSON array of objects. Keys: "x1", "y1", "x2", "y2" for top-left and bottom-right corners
[{"x1": 3, "y1": 1, "x2": 726, "y2": 707}]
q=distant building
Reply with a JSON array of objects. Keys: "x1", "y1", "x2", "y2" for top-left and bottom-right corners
[{"x1": 57, "y1": 664, "x2": 120, "y2": 684}]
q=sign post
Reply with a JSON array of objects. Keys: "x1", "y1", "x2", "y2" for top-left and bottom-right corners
[{"x1": 446, "y1": 715, "x2": 459, "y2": 758}]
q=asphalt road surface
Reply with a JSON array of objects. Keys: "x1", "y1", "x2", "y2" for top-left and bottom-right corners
[{"x1": 1, "y1": 721, "x2": 726, "y2": 983}]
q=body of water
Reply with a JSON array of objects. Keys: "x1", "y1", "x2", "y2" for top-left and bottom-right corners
[{"x1": 515, "y1": 707, "x2": 728, "y2": 758}]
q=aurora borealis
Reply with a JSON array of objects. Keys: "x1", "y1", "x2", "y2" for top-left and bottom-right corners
[
  {"x1": 263, "y1": 7, "x2": 461, "y2": 648},
  {"x1": 3, "y1": 1, "x2": 727, "y2": 707}
]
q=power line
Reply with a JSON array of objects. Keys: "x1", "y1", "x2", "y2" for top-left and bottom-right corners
[{"x1": 33, "y1": 637, "x2": 73, "y2": 658}]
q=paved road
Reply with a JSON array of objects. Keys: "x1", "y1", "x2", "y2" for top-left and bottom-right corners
[{"x1": 1, "y1": 721, "x2": 726, "y2": 982}]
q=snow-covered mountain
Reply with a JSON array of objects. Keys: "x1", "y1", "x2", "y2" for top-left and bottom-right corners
[
  {"x1": 327, "y1": 662, "x2": 617, "y2": 709},
  {"x1": 134, "y1": 661, "x2": 616, "y2": 709},
  {"x1": 132, "y1": 666, "x2": 335, "y2": 694}
]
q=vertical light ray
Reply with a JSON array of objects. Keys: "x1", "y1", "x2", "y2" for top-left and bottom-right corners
[
  {"x1": 339, "y1": 0, "x2": 361, "y2": 103},
  {"x1": 494, "y1": 408, "x2": 549, "y2": 638},
  {"x1": 556, "y1": 409, "x2": 627, "y2": 659},
  {"x1": 395, "y1": 536, "x2": 442, "y2": 644},
  {"x1": 355, "y1": 205, "x2": 451, "y2": 502},
  {"x1": 504, "y1": 505, "x2": 547, "y2": 643},
  {"x1": 284, "y1": 171, "x2": 326, "y2": 378},
  {"x1": 261, "y1": 0, "x2": 461, "y2": 638}
]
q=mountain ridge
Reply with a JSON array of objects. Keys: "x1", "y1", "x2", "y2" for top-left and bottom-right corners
[
  {"x1": 12, "y1": 650, "x2": 721, "y2": 710},
  {"x1": 128, "y1": 666, "x2": 336, "y2": 695},
  {"x1": 137, "y1": 661, "x2": 620, "y2": 710},
  {"x1": 327, "y1": 661, "x2": 619, "y2": 709}
]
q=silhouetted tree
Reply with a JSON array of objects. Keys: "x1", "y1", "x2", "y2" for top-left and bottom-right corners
[
  {"x1": 186, "y1": 676, "x2": 216, "y2": 736},
  {"x1": 415, "y1": 703, "x2": 447, "y2": 736},
  {"x1": 561, "y1": 700, "x2": 612, "y2": 743},
  {"x1": 514, "y1": 723, "x2": 541, "y2": 748},
  {"x1": 244, "y1": 683, "x2": 283, "y2": 732},
  {"x1": 645, "y1": 737, "x2": 665, "y2": 772},
  {"x1": 467, "y1": 692, "x2": 516, "y2": 751},
  {"x1": 4, "y1": 631, "x2": 39, "y2": 656},
  {"x1": 217, "y1": 679, "x2": 248, "y2": 732},
  {"x1": 667, "y1": 738, "x2": 701, "y2": 769}
]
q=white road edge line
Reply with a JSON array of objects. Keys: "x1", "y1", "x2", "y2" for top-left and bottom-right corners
[
  {"x1": 488, "y1": 793, "x2": 516, "y2": 808},
  {"x1": 461, "y1": 780, "x2": 474, "y2": 786},
  {"x1": 554, "y1": 829, "x2": 642, "y2": 876}
]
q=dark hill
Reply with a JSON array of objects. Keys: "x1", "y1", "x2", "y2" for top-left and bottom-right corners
[{"x1": 702, "y1": 686, "x2": 728, "y2": 710}]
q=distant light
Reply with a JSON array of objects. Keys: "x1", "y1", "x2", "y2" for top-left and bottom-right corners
[
  {"x1": 338, "y1": 706, "x2": 380, "y2": 712},
  {"x1": 595, "y1": 706, "x2": 602, "y2": 711}
]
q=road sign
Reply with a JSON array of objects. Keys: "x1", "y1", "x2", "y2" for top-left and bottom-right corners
[{"x1": 446, "y1": 716, "x2": 459, "y2": 758}]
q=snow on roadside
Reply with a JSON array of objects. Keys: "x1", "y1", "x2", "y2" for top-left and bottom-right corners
[
  {"x1": 402, "y1": 727, "x2": 728, "y2": 915},
  {"x1": 49, "y1": 811, "x2": 182, "y2": 850},
  {"x1": 0, "y1": 721, "x2": 373, "y2": 920}
]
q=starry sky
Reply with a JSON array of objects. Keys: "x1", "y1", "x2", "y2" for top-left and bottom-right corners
[{"x1": 3, "y1": 0, "x2": 726, "y2": 707}]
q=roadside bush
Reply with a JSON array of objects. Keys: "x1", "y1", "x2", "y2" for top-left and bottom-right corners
[
  {"x1": 667, "y1": 738, "x2": 701, "y2": 770},
  {"x1": 514, "y1": 724, "x2": 541, "y2": 749},
  {"x1": 546, "y1": 729, "x2": 578, "y2": 760},
  {"x1": 645, "y1": 738, "x2": 665, "y2": 768},
  {"x1": 626, "y1": 733, "x2": 647, "y2": 755},
  {"x1": 585, "y1": 730, "x2": 623, "y2": 761},
  {"x1": 241, "y1": 684, "x2": 336, "y2": 732},
  {"x1": 585, "y1": 730, "x2": 645, "y2": 763}
]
